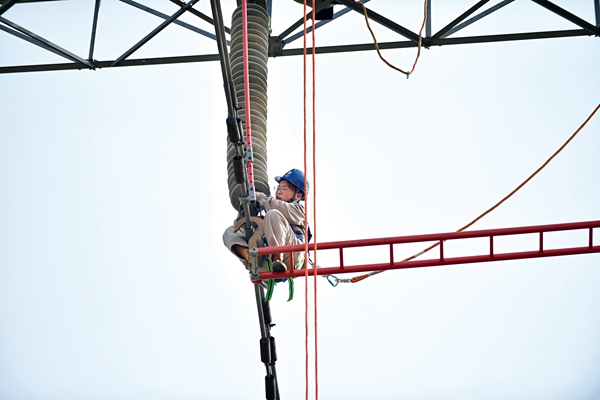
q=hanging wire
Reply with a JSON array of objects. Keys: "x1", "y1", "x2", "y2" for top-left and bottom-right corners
[
  {"x1": 329, "y1": 102, "x2": 600, "y2": 284},
  {"x1": 359, "y1": 0, "x2": 428, "y2": 78}
]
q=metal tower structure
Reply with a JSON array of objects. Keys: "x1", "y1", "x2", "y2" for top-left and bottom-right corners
[
  {"x1": 1, "y1": 0, "x2": 599, "y2": 74},
  {"x1": 2, "y1": 2, "x2": 598, "y2": 399}
]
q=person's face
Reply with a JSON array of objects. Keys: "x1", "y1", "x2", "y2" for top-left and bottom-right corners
[{"x1": 275, "y1": 180, "x2": 298, "y2": 202}]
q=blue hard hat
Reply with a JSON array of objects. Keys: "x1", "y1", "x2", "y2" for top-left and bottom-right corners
[{"x1": 275, "y1": 169, "x2": 310, "y2": 195}]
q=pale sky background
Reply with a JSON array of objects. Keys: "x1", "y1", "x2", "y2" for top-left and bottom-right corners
[{"x1": 1, "y1": 1, "x2": 599, "y2": 399}]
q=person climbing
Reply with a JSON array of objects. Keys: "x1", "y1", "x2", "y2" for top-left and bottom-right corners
[{"x1": 223, "y1": 168, "x2": 310, "y2": 274}]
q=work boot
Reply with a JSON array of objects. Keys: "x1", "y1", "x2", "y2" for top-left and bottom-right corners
[{"x1": 272, "y1": 260, "x2": 288, "y2": 283}]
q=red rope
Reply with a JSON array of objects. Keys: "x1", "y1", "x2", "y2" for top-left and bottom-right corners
[
  {"x1": 311, "y1": 1, "x2": 318, "y2": 398},
  {"x1": 303, "y1": 2, "x2": 319, "y2": 399},
  {"x1": 302, "y1": 2, "x2": 309, "y2": 399},
  {"x1": 241, "y1": 0, "x2": 253, "y2": 187}
]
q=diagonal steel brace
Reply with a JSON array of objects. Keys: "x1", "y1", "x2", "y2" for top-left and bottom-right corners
[
  {"x1": 111, "y1": 0, "x2": 201, "y2": 67},
  {"x1": 0, "y1": 16, "x2": 94, "y2": 68}
]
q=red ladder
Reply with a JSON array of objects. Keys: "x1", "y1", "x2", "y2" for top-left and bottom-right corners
[{"x1": 256, "y1": 220, "x2": 600, "y2": 280}]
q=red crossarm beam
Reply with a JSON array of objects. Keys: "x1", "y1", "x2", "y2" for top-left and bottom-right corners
[{"x1": 255, "y1": 220, "x2": 600, "y2": 280}]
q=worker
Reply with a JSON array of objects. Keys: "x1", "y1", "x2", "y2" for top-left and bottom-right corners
[{"x1": 223, "y1": 168, "x2": 310, "y2": 274}]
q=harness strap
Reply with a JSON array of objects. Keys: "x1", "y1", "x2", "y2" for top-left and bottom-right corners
[{"x1": 291, "y1": 224, "x2": 312, "y2": 243}]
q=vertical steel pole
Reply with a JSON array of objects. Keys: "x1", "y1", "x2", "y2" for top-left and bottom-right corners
[
  {"x1": 215, "y1": 1, "x2": 278, "y2": 396},
  {"x1": 210, "y1": 0, "x2": 235, "y2": 117},
  {"x1": 267, "y1": 0, "x2": 273, "y2": 21},
  {"x1": 254, "y1": 284, "x2": 280, "y2": 399},
  {"x1": 211, "y1": 0, "x2": 253, "y2": 230},
  {"x1": 426, "y1": 0, "x2": 432, "y2": 38}
]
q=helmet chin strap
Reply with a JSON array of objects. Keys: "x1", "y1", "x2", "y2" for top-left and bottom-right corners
[{"x1": 287, "y1": 189, "x2": 302, "y2": 203}]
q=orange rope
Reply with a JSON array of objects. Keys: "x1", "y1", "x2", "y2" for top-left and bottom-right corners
[
  {"x1": 311, "y1": 2, "x2": 318, "y2": 399},
  {"x1": 350, "y1": 102, "x2": 600, "y2": 283},
  {"x1": 303, "y1": 2, "x2": 319, "y2": 398},
  {"x1": 359, "y1": 0, "x2": 428, "y2": 77},
  {"x1": 302, "y1": 1, "x2": 309, "y2": 398}
]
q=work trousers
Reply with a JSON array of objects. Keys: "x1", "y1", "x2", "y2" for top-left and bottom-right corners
[{"x1": 223, "y1": 209, "x2": 305, "y2": 269}]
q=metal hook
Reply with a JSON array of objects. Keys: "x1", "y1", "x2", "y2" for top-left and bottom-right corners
[{"x1": 326, "y1": 275, "x2": 340, "y2": 287}]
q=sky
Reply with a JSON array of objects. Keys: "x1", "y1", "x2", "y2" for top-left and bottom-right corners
[{"x1": 1, "y1": 1, "x2": 600, "y2": 399}]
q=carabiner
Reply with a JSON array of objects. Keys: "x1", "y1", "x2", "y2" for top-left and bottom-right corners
[{"x1": 326, "y1": 275, "x2": 340, "y2": 287}]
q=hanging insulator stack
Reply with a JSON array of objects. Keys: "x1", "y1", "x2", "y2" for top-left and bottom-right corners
[{"x1": 227, "y1": 3, "x2": 270, "y2": 209}]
